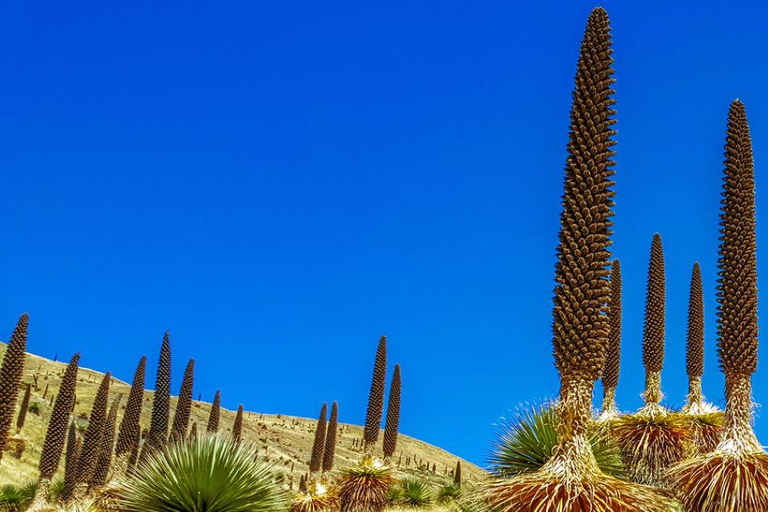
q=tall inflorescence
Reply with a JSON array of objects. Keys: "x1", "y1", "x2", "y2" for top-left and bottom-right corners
[
  {"x1": 90, "y1": 395, "x2": 121, "y2": 489},
  {"x1": 74, "y1": 372, "x2": 111, "y2": 490},
  {"x1": 686, "y1": 262, "x2": 705, "y2": 408},
  {"x1": 146, "y1": 332, "x2": 171, "y2": 452},
  {"x1": 309, "y1": 402, "x2": 328, "y2": 474},
  {"x1": 549, "y1": 3, "x2": 616, "y2": 458},
  {"x1": 38, "y1": 353, "x2": 80, "y2": 482},
  {"x1": 642, "y1": 234, "x2": 666, "y2": 409},
  {"x1": 0, "y1": 313, "x2": 29, "y2": 461},
  {"x1": 454, "y1": 461, "x2": 462, "y2": 486},
  {"x1": 171, "y1": 359, "x2": 194, "y2": 442},
  {"x1": 115, "y1": 356, "x2": 146, "y2": 462},
  {"x1": 233, "y1": 405, "x2": 244, "y2": 442},
  {"x1": 600, "y1": 260, "x2": 621, "y2": 417},
  {"x1": 322, "y1": 401, "x2": 339, "y2": 473},
  {"x1": 717, "y1": 100, "x2": 760, "y2": 452},
  {"x1": 16, "y1": 383, "x2": 32, "y2": 433},
  {"x1": 60, "y1": 420, "x2": 81, "y2": 502},
  {"x1": 383, "y1": 364, "x2": 401, "y2": 459},
  {"x1": 207, "y1": 390, "x2": 221, "y2": 433},
  {"x1": 364, "y1": 336, "x2": 387, "y2": 451}
]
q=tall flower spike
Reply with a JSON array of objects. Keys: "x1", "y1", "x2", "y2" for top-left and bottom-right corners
[
  {"x1": 383, "y1": 364, "x2": 401, "y2": 458},
  {"x1": 600, "y1": 260, "x2": 621, "y2": 419},
  {"x1": 309, "y1": 402, "x2": 328, "y2": 474},
  {"x1": 232, "y1": 404, "x2": 244, "y2": 442},
  {"x1": 364, "y1": 336, "x2": 386, "y2": 451},
  {"x1": 73, "y1": 372, "x2": 111, "y2": 492},
  {"x1": 642, "y1": 234, "x2": 666, "y2": 409},
  {"x1": 38, "y1": 353, "x2": 80, "y2": 481},
  {"x1": 0, "y1": 313, "x2": 29, "y2": 461},
  {"x1": 90, "y1": 395, "x2": 121, "y2": 489},
  {"x1": 322, "y1": 401, "x2": 339, "y2": 473},
  {"x1": 60, "y1": 420, "x2": 81, "y2": 502},
  {"x1": 115, "y1": 355, "x2": 146, "y2": 473},
  {"x1": 146, "y1": 332, "x2": 171, "y2": 452},
  {"x1": 669, "y1": 101, "x2": 768, "y2": 511},
  {"x1": 171, "y1": 359, "x2": 194, "y2": 441},
  {"x1": 486, "y1": 9, "x2": 673, "y2": 511},
  {"x1": 685, "y1": 263, "x2": 706, "y2": 409},
  {"x1": 207, "y1": 390, "x2": 221, "y2": 433},
  {"x1": 16, "y1": 382, "x2": 32, "y2": 433}
]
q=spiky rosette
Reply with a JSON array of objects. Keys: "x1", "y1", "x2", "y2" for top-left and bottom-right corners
[
  {"x1": 322, "y1": 401, "x2": 339, "y2": 473},
  {"x1": 116, "y1": 356, "x2": 146, "y2": 459},
  {"x1": 600, "y1": 260, "x2": 622, "y2": 419},
  {"x1": 364, "y1": 336, "x2": 387, "y2": 449},
  {"x1": 687, "y1": 411, "x2": 725, "y2": 456},
  {"x1": 291, "y1": 482, "x2": 339, "y2": 512},
  {"x1": 337, "y1": 457, "x2": 394, "y2": 512},
  {"x1": 610, "y1": 412, "x2": 690, "y2": 486},
  {"x1": 146, "y1": 331, "x2": 171, "y2": 452},
  {"x1": 309, "y1": 403, "x2": 328, "y2": 474},
  {"x1": 0, "y1": 314, "x2": 29, "y2": 460},
  {"x1": 485, "y1": 472, "x2": 676, "y2": 512},
  {"x1": 170, "y1": 359, "x2": 194, "y2": 442},
  {"x1": 206, "y1": 390, "x2": 221, "y2": 433},
  {"x1": 668, "y1": 452, "x2": 768, "y2": 511},
  {"x1": 383, "y1": 364, "x2": 401, "y2": 458}
]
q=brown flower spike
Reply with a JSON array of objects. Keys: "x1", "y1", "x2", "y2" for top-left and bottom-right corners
[
  {"x1": 146, "y1": 332, "x2": 171, "y2": 452},
  {"x1": 90, "y1": 395, "x2": 121, "y2": 488},
  {"x1": 116, "y1": 356, "x2": 146, "y2": 458},
  {"x1": 643, "y1": 234, "x2": 666, "y2": 375},
  {"x1": 687, "y1": 263, "x2": 705, "y2": 378},
  {"x1": 364, "y1": 336, "x2": 387, "y2": 448},
  {"x1": 322, "y1": 401, "x2": 339, "y2": 472},
  {"x1": 38, "y1": 353, "x2": 80, "y2": 481},
  {"x1": 600, "y1": 260, "x2": 621, "y2": 418},
  {"x1": 0, "y1": 314, "x2": 29, "y2": 461},
  {"x1": 486, "y1": 9, "x2": 673, "y2": 511},
  {"x1": 207, "y1": 390, "x2": 221, "y2": 433},
  {"x1": 383, "y1": 364, "x2": 401, "y2": 458},
  {"x1": 74, "y1": 372, "x2": 111, "y2": 488},
  {"x1": 309, "y1": 402, "x2": 328, "y2": 473},
  {"x1": 171, "y1": 358, "x2": 195, "y2": 441},
  {"x1": 232, "y1": 404, "x2": 244, "y2": 442}
]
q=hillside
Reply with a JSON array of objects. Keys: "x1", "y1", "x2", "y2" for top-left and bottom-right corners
[{"x1": 0, "y1": 346, "x2": 485, "y2": 488}]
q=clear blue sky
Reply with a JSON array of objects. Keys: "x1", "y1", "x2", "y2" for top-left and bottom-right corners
[{"x1": 1, "y1": 1, "x2": 767, "y2": 467}]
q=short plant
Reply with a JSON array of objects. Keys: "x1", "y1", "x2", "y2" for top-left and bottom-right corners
[
  {"x1": 0, "y1": 482, "x2": 36, "y2": 511},
  {"x1": 118, "y1": 433, "x2": 287, "y2": 512}
]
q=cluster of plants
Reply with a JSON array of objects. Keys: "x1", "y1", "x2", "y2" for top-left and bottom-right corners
[{"x1": 482, "y1": 6, "x2": 768, "y2": 512}]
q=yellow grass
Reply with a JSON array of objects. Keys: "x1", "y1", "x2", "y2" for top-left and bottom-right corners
[{"x1": 0, "y1": 346, "x2": 484, "y2": 489}]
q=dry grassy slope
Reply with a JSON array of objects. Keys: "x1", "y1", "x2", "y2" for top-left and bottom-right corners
[{"x1": 0, "y1": 346, "x2": 485, "y2": 488}]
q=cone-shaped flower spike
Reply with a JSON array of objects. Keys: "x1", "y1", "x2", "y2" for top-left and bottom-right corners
[
  {"x1": 364, "y1": 336, "x2": 386, "y2": 453},
  {"x1": 309, "y1": 402, "x2": 328, "y2": 474},
  {"x1": 383, "y1": 364, "x2": 401, "y2": 458},
  {"x1": 171, "y1": 359, "x2": 194, "y2": 441},
  {"x1": 599, "y1": 261, "x2": 621, "y2": 420},
  {"x1": 486, "y1": 9, "x2": 672, "y2": 511},
  {"x1": 669, "y1": 100, "x2": 768, "y2": 511},
  {"x1": 0, "y1": 314, "x2": 29, "y2": 461},
  {"x1": 146, "y1": 332, "x2": 171, "y2": 453},
  {"x1": 322, "y1": 401, "x2": 339, "y2": 473}
]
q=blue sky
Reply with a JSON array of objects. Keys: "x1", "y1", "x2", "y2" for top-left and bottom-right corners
[{"x1": 1, "y1": 1, "x2": 767, "y2": 466}]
